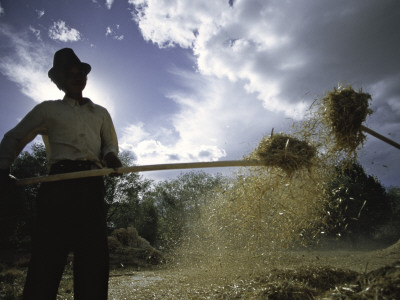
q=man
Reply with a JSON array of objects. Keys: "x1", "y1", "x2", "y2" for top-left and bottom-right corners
[{"x1": 0, "y1": 48, "x2": 122, "y2": 299}]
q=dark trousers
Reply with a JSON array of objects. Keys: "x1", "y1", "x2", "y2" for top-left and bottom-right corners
[{"x1": 23, "y1": 162, "x2": 109, "y2": 300}]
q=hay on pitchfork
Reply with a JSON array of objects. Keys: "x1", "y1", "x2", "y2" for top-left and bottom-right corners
[
  {"x1": 321, "y1": 85, "x2": 373, "y2": 155},
  {"x1": 248, "y1": 133, "x2": 317, "y2": 175}
]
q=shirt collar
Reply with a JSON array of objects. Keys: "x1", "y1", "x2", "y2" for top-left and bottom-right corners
[{"x1": 63, "y1": 96, "x2": 93, "y2": 107}]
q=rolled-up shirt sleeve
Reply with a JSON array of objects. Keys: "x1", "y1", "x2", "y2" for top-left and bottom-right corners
[
  {"x1": 100, "y1": 110, "x2": 119, "y2": 159},
  {"x1": 0, "y1": 104, "x2": 47, "y2": 169}
]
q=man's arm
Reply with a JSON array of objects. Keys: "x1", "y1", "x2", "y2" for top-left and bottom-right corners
[
  {"x1": 103, "y1": 152, "x2": 122, "y2": 169},
  {"x1": 100, "y1": 110, "x2": 122, "y2": 169},
  {"x1": 0, "y1": 104, "x2": 46, "y2": 172}
]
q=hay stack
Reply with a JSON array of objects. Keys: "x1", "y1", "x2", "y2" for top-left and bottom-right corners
[
  {"x1": 249, "y1": 133, "x2": 316, "y2": 175},
  {"x1": 321, "y1": 85, "x2": 373, "y2": 155}
]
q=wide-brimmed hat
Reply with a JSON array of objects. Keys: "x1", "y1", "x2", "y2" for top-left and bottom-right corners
[{"x1": 48, "y1": 48, "x2": 91, "y2": 80}]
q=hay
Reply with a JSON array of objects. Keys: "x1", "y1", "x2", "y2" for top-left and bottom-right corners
[
  {"x1": 248, "y1": 133, "x2": 317, "y2": 175},
  {"x1": 322, "y1": 261, "x2": 400, "y2": 299},
  {"x1": 321, "y1": 85, "x2": 373, "y2": 156},
  {"x1": 172, "y1": 159, "x2": 331, "y2": 275}
]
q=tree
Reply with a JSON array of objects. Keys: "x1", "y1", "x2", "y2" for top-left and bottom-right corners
[
  {"x1": 137, "y1": 198, "x2": 158, "y2": 245},
  {"x1": 1, "y1": 143, "x2": 47, "y2": 250},
  {"x1": 323, "y1": 161, "x2": 393, "y2": 243},
  {"x1": 385, "y1": 187, "x2": 400, "y2": 242},
  {"x1": 150, "y1": 171, "x2": 225, "y2": 249},
  {"x1": 104, "y1": 151, "x2": 153, "y2": 232},
  {"x1": 387, "y1": 187, "x2": 400, "y2": 217}
]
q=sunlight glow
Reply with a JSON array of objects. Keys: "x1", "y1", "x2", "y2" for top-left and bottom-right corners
[{"x1": 36, "y1": 75, "x2": 116, "y2": 118}]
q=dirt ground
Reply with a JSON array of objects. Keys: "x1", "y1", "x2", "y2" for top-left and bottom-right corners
[
  {"x1": 105, "y1": 241, "x2": 400, "y2": 300},
  {"x1": 1, "y1": 240, "x2": 399, "y2": 299}
]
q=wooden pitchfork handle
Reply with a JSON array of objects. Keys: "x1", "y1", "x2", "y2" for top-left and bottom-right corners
[
  {"x1": 361, "y1": 125, "x2": 400, "y2": 150},
  {"x1": 16, "y1": 160, "x2": 266, "y2": 186}
]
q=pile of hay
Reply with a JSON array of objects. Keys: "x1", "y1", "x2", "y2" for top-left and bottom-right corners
[
  {"x1": 321, "y1": 261, "x2": 400, "y2": 299},
  {"x1": 249, "y1": 133, "x2": 317, "y2": 175},
  {"x1": 321, "y1": 85, "x2": 373, "y2": 155}
]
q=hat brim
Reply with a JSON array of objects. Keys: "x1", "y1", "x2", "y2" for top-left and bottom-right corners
[{"x1": 48, "y1": 62, "x2": 91, "y2": 80}]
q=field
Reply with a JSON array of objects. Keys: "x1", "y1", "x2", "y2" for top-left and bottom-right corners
[
  {"x1": 106, "y1": 242, "x2": 400, "y2": 300},
  {"x1": 1, "y1": 239, "x2": 399, "y2": 299}
]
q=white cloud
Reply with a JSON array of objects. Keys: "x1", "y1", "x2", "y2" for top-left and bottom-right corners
[
  {"x1": 127, "y1": 0, "x2": 400, "y2": 185},
  {"x1": 120, "y1": 70, "x2": 286, "y2": 165},
  {"x1": 130, "y1": 0, "x2": 226, "y2": 48},
  {"x1": 105, "y1": 25, "x2": 124, "y2": 40},
  {"x1": 106, "y1": 0, "x2": 114, "y2": 10},
  {"x1": 388, "y1": 98, "x2": 400, "y2": 115},
  {"x1": 0, "y1": 2, "x2": 4, "y2": 16},
  {"x1": 36, "y1": 9, "x2": 45, "y2": 18},
  {"x1": 128, "y1": 0, "x2": 309, "y2": 118},
  {"x1": 29, "y1": 26, "x2": 41, "y2": 41},
  {"x1": 120, "y1": 123, "x2": 227, "y2": 165},
  {"x1": 0, "y1": 26, "x2": 59, "y2": 102},
  {"x1": 0, "y1": 26, "x2": 116, "y2": 117},
  {"x1": 48, "y1": 20, "x2": 81, "y2": 42},
  {"x1": 129, "y1": 0, "x2": 400, "y2": 122}
]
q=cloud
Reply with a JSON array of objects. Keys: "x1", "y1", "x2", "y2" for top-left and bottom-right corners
[
  {"x1": 48, "y1": 20, "x2": 81, "y2": 42},
  {"x1": 36, "y1": 9, "x2": 45, "y2": 18},
  {"x1": 29, "y1": 26, "x2": 41, "y2": 41},
  {"x1": 106, "y1": 0, "x2": 114, "y2": 10},
  {"x1": 129, "y1": 0, "x2": 400, "y2": 122},
  {"x1": 120, "y1": 122, "x2": 227, "y2": 166},
  {"x1": 0, "y1": 25, "x2": 60, "y2": 102},
  {"x1": 120, "y1": 70, "x2": 286, "y2": 165},
  {"x1": 105, "y1": 25, "x2": 124, "y2": 40},
  {"x1": 128, "y1": 0, "x2": 400, "y2": 185},
  {"x1": 0, "y1": 2, "x2": 4, "y2": 16},
  {"x1": 130, "y1": 0, "x2": 226, "y2": 48},
  {"x1": 127, "y1": 0, "x2": 309, "y2": 118},
  {"x1": 0, "y1": 26, "x2": 116, "y2": 117},
  {"x1": 106, "y1": 26, "x2": 112, "y2": 36}
]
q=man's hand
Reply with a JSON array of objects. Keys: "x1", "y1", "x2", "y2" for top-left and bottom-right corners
[
  {"x1": 0, "y1": 169, "x2": 17, "y2": 191},
  {"x1": 103, "y1": 152, "x2": 123, "y2": 176}
]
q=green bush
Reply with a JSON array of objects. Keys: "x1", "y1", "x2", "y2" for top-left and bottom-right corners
[
  {"x1": 111, "y1": 227, "x2": 140, "y2": 247},
  {"x1": 0, "y1": 268, "x2": 23, "y2": 284},
  {"x1": 323, "y1": 162, "x2": 393, "y2": 243},
  {"x1": 107, "y1": 236, "x2": 122, "y2": 252}
]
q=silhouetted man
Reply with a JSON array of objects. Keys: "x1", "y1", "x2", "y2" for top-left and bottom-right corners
[{"x1": 0, "y1": 48, "x2": 122, "y2": 299}]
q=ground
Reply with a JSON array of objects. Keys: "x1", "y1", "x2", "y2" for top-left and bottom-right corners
[
  {"x1": 1, "y1": 241, "x2": 399, "y2": 299},
  {"x1": 107, "y1": 241, "x2": 400, "y2": 299}
]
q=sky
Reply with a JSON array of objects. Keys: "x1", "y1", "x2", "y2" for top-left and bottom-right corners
[{"x1": 0, "y1": 0, "x2": 399, "y2": 187}]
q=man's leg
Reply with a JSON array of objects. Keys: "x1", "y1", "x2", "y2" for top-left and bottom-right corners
[
  {"x1": 73, "y1": 231, "x2": 109, "y2": 300},
  {"x1": 23, "y1": 181, "x2": 72, "y2": 300},
  {"x1": 72, "y1": 177, "x2": 109, "y2": 300},
  {"x1": 23, "y1": 237, "x2": 69, "y2": 300}
]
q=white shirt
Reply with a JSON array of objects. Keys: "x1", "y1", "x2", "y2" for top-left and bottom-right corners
[{"x1": 0, "y1": 96, "x2": 119, "y2": 169}]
